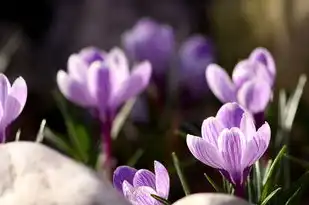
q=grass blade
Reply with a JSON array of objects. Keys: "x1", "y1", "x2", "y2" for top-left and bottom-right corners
[
  {"x1": 111, "y1": 98, "x2": 136, "y2": 139},
  {"x1": 261, "y1": 146, "x2": 287, "y2": 201},
  {"x1": 36, "y1": 119, "x2": 46, "y2": 143},
  {"x1": 204, "y1": 173, "x2": 222, "y2": 192},
  {"x1": 172, "y1": 152, "x2": 190, "y2": 195},
  {"x1": 127, "y1": 148, "x2": 144, "y2": 167},
  {"x1": 260, "y1": 187, "x2": 282, "y2": 205},
  {"x1": 151, "y1": 194, "x2": 171, "y2": 205}
]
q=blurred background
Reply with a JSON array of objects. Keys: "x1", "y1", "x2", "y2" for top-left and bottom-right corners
[{"x1": 2, "y1": 0, "x2": 309, "y2": 203}]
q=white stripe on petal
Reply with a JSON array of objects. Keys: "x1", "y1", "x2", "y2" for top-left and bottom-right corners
[
  {"x1": 186, "y1": 134, "x2": 223, "y2": 169},
  {"x1": 218, "y1": 128, "x2": 246, "y2": 184},
  {"x1": 154, "y1": 161, "x2": 170, "y2": 199},
  {"x1": 201, "y1": 117, "x2": 224, "y2": 147}
]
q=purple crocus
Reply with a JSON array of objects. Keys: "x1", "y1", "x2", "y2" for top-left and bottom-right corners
[
  {"x1": 122, "y1": 18, "x2": 174, "y2": 77},
  {"x1": 186, "y1": 102, "x2": 271, "y2": 197},
  {"x1": 113, "y1": 161, "x2": 170, "y2": 205},
  {"x1": 57, "y1": 47, "x2": 152, "y2": 170},
  {"x1": 0, "y1": 74, "x2": 27, "y2": 142},
  {"x1": 179, "y1": 35, "x2": 214, "y2": 97},
  {"x1": 206, "y1": 48, "x2": 275, "y2": 114}
]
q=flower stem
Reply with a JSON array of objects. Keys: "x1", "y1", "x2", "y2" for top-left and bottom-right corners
[
  {"x1": 0, "y1": 129, "x2": 6, "y2": 143},
  {"x1": 234, "y1": 184, "x2": 245, "y2": 199},
  {"x1": 101, "y1": 111, "x2": 112, "y2": 177}
]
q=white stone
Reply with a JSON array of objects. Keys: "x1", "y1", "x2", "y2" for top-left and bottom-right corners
[
  {"x1": 172, "y1": 193, "x2": 251, "y2": 205},
  {"x1": 0, "y1": 141, "x2": 130, "y2": 205}
]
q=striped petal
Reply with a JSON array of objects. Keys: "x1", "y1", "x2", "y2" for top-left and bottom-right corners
[
  {"x1": 133, "y1": 169, "x2": 156, "y2": 189},
  {"x1": 154, "y1": 161, "x2": 169, "y2": 198},
  {"x1": 201, "y1": 117, "x2": 224, "y2": 146},
  {"x1": 218, "y1": 128, "x2": 246, "y2": 185},
  {"x1": 186, "y1": 134, "x2": 223, "y2": 169},
  {"x1": 206, "y1": 64, "x2": 236, "y2": 103},
  {"x1": 237, "y1": 80, "x2": 272, "y2": 114},
  {"x1": 113, "y1": 166, "x2": 137, "y2": 193}
]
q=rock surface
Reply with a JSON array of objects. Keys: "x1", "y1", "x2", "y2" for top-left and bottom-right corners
[
  {"x1": 0, "y1": 141, "x2": 130, "y2": 205},
  {"x1": 172, "y1": 193, "x2": 251, "y2": 205}
]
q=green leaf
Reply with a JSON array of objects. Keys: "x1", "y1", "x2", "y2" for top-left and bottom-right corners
[
  {"x1": 261, "y1": 146, "x2": 287, "y2": 201},
  {"x1": 204, "y1": 173, "x2": 222, "y2": 192},
  {"x1": 127, "y1": 148, "x2": 144, "y2": 167},
  {"x1": 74, "y1": 124, "x2": 91, "y2": 157},
  {"x1": 262, "y1": 160, "x2": 273, "y2": 184},
  {"x1": 150, "y1": 194, "x2": 171, "y2": 205},
  {"x1": 111, "y1": 98, "x2": 136, "y2": 139},
  {"x1": 254, "y1": 161, "x2": 262, "y2": 201},
  {"x1": 172, "y1": 152, "x2": 190, "y2": 195},
  {"x1": 53, "y1": 91, "x2": 88, "y2": 162},
  {"x1": 260, "y1": 187, "x2": 282, "y2": 205},
  {"x1": 285, "y1": 188, "x2": 301, "y2": 205},
  {"x1": 280, "y1": 170, "x2": 309, "y2": 205},
  {"x1": 174, "y1": 129, "x2": 187, "y2": 139},
  {"x1": 44, "y1": 127, "x2": 77, "y2": 159}
]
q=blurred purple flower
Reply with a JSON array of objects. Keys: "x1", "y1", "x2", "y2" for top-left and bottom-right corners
[
  {"x1": 179, "y1": 35, "x2": 214, "y2": 95},
  {"x1": 122, "y1": 18, "x2": 174, "y2": 77},
  {"x1": 0, "y1": 74, "x2": 27, "y2": 142},
  {"x1": 57, "y1": 47, "x2": 152, "y2": 120},
  {"x1": 57, "y1": 47, "x2": 152, "y2": 170},
  {"x1": 186, "y1": 102, "x2": 270, "y2": 196},
  {"x1": 113, "y1": 161, "x2": 170, "y2": 205},
  {"x1": 206, "y1": 48, "x2": 275, "y2": 114}
]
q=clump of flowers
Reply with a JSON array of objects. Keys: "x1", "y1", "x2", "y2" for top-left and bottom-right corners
[
  {"x1": 206, "y1": 48, "x2": 275, "y2": 120},
  {"x1": 186, "y1": 102, "x2": 270, "y2": 197},
  {"x1": 113, "y1": 161, "x2": 170, "y2": 205},
  {"x1": 0, "y1": 74, "x2": 27, "y2": 142},
  {"x1": 57, "y1": 47, "x2": 152, "y2": 169}
]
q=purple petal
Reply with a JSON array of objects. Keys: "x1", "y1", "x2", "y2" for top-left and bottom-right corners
[
  {"x1": 201, "y1": 117, "x2": 224, "y2": 146},
  {"x1": 240, "y1": 112, "x2": 256, "y2": 141},
  {"x1": 122, "y1": 18, "x2": 174, "y2": 75},
  {"x1": 237, "y1": 80, "x2": 272, "y2": 113},
  {"x1": 128, "y1": 186, "x2": 159, "y2": 205},
  {"x1": 0, "y1": 74, "x2": 10, "y2": 106},
  {"x1": 133, "y1": 169, "x2": 156, "y2": 189},
  {"x1": 216, "y1": 102, "x2": 245, "y2": 128},
  {"x1": 241, "y1": 122, "x2": 271, "y2": 168},
  {"x1": 206, "y1": 64, "x2": 236, "y2": 103},
  {"x1": 154, "y1": 161, "x2": 169, "y2": 198},
  {"x1": 87, "y1": 62, "x2": 110, "y2": 117},
  {"x1": 186, "y1": 134, "x2": 223, "y2": 169},
  {"x1": 79, "y1": 47, "x2": 105, "y2": 64},
  {"x1": 67, "y1": 54, "x2": 88, "y2": 83},
  {"x1": 249, "y1": 47, "x2": 276, "y2": 83},
  {"x1": 109, "y1": 61, "x2": 152, "y2": 109},
  {"x1": 218, "y1": 128, "x2": 246, "y2": 185},
  {"x1": 113, "y1": 166, "x2": 137, "y2": 193},
  {"x1": 122, "y1": 180, "x2": 134, "y2": 198},
  {"x1": 232, "y1": 60, "x2": 272, "y2": 87},
  {"x1": 57, "y1": 70, "x2": 94, "y2": 107},
  {"x1": 106, "y1": 48, "x2": 129, "y2": 93},
  {"x1": 2, "y1": 77, "x2": 27, "y2": 126}
]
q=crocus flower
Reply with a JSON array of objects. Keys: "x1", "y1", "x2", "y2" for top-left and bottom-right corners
[
  {"x1": 206, "y1": 48, "x2": 275, "y2": 114},
  {"x1": 57, "y1": 46, "x2": 152, "y2": 120},
  {"x1": 113, "y1": 161, "x2": 170, "y2": 205},
  {"x1": 179, "y1": 35, "x2": 214, "y2": 96},
  {"x1": 0, "y1": 74, "x2": 27, "y2": 142},
  {"x1": 122, "y1": 18, "x2": 174, "y2": 77},
  {"x1": 57, "y1": 47, "x2": 152, "y2": 170},
  {"x1": 186, "y1": 102, "x2": 271, "y2": 196}
]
